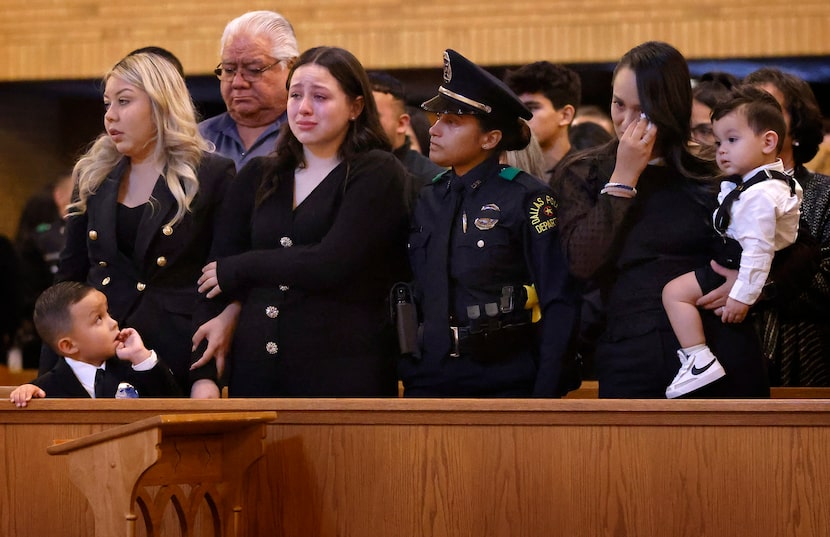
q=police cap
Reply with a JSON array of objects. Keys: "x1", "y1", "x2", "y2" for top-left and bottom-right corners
[{"x1": 422, "y1": 49, "x2": 532, "y2": 122}]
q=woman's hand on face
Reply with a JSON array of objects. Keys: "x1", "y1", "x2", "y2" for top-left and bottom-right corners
[
  {"x1": 197, "y1": 261, "x2": 222, "y2": 298},
  {"x1": 612, "y1": 116, "x2": 657, "y2": 185}
]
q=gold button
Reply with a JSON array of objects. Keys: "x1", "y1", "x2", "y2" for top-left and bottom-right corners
[
  {"x1": 136, "y1": 282, "x2": 146, "y2": 291},
  {"x1": 102, "y1": 277, "x2": 111, "y2": 286},
  {"x1": 265, "y1": 306, "x2": 279, "y2": 318},
  {"x1": 162, "y1": 225, "x2": 173, "y2": 236},
  {"x1": 156, "y1": 256, "x2": 167, "y2": 267},
  {"x1": 279, "y1": 236, "x2": 293, "y2": 247},
  {"x1": 88, "y1": 230, "x2": 98, "y2": 240},
  {"x1": 265, "y1": 342, "x2": 279, "y2": 354},
  {"x1": 98, "y1": 261, "x2": 107, "y2": 267}
]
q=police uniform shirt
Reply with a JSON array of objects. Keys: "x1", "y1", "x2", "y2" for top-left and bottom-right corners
[{"x1": 407, "y1": 156, "x2": 578, "y2": 396}]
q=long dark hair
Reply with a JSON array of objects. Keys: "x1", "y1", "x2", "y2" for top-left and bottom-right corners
[
  {"x1": 257, "y1": 46, "x2": 390, "y2": 204},
  {"x1": 744, "y1": 67, "x2": 824, "y2": 174},
  {"x1": 614, "y1": 41, "x2": 711, "y2": 181},
  {"x1": 555, "y1": 42, "x2": 716, "y2": 202}
]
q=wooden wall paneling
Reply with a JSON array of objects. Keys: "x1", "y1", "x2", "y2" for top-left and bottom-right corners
[
  {"x1": 253, "y1": 421, "x2": 830, "y2": 536},
  {"x1": 2, "y1": 1, "x2": 830, "y2": 81}
]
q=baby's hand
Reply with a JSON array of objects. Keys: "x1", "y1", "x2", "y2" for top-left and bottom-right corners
[
  {"x1": 115, "y1": 328, "x2": 152, "y2": 365},
  {"x1": 721, "y1": 297, "x2": 750, "y2": 324},
  {"x1": 9, "y1": 384, "x2": 46, "y2": 408}
]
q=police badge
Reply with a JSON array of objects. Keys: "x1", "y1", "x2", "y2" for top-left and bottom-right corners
[
  {"x1": 443, "y1": 50, "x2": 452, "y2": 83},
  {"x1": 474, "y1": 203, "x2": 501, "y2": 230}
]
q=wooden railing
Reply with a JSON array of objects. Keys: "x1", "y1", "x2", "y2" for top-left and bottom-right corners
[
  {"x1": 563, "y1": 380, "x2": 830, "y2": 400},
  {"x1": 2, "y1": 397, "x2": 830, "y2": 536},
  {"x1": 6, "y1": 368, "x2": 830, "y2": 400}
]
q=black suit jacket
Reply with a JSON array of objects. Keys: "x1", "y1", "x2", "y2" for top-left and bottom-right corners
[
  {"x1": 32, "y1": 356, "x2": 182, "y2": 398},
  {"x1": 44, "y1": 152, "x2": 235, "y2": 389}
]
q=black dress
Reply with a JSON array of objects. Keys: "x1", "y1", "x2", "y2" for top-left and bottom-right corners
[
  {"x1": 554, "y1": 151, "x2": 770, "y2": 398},
  {"x1": 212, "y1": 149, "x2": 409, "y2": 397}
]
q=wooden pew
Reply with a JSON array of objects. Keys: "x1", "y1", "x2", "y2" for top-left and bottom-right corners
[
  {"x1": 770, "y1": 386, "x2": 830, "y2": 398},
  {"x1": 7, "y1": 367, "x2": 828, "y2": 400},
  {"x1": 0, "y1": 365, "x2": 37, "y2": 387},
  {"x1": 3, "y1": 397, "x2": 830, "y2": 536},
  {"x1": 563, "y1": 380, "x2": 830, "y2": 399}
]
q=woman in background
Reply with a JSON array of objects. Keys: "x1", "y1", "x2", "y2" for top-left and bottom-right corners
[
  {"x1": 502, "y1": 130, "x2": 548, "y2": 179},
  {"x1": 689, "y1": 71, "x2": 739, "y2": 155},
  {"x1": 745, "y1": 68, "x2": 830, "y2": 386}
]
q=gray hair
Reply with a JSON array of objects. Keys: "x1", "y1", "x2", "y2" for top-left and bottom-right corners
[{"x1": 220, "y1": 10, "x2": 299, "y2": 66}]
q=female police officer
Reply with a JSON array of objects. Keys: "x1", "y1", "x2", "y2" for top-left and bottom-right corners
[{"x1": 399, "y1": 49, "x2": 579, "y2": 397}]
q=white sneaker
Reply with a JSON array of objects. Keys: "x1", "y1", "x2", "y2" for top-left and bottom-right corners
[
  {"x1": 674, "y1": 349, "x2": 690, "y2": 368},
  {"x1": 666, "y1": 347, "x2": 726, "y2": 398}
]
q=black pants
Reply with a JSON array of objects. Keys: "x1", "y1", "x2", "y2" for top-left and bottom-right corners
[{"x1": 596, "y1": 311, "x2": 769, "y2": 398}]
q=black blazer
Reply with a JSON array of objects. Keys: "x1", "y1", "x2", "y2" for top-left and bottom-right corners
[
  {"x1": 45, "y1": 152, "x2": 235, "y2": 389},
  {"x1": 32, "y1": 355, "x2": 182, "y2": 398}
]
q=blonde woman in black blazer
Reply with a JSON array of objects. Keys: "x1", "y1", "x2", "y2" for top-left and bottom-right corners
[{"x1": 46, "y1": 52, "x2": 235, "y2": 397}]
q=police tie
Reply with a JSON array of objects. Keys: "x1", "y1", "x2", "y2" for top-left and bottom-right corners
[
  {"x1": 94, "y1": 368, "x2": 106, "y2": 399},
  {"x1": 422, "y1": 176, "x2": 466, "y2": 358}
]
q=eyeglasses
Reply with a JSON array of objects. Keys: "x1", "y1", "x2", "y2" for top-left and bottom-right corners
[
  {"x1": 214, "y1": 60, "x2": 281, "y2": 82},
  {"x1": 691, "y1": 124, "x2": 714, "y2": 142}
]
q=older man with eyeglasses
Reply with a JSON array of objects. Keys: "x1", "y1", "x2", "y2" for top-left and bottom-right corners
[{"x1": 199, "y1": 11, "x2": 299, "y2": 170}]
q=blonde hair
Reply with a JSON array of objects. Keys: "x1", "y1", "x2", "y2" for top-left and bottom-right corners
[
  {"x1": 502, "y1": 130, "x2": 548, "y2": 179},
  {"x1": 70, "y1": 52, "x2": 210, "y2": 227}
]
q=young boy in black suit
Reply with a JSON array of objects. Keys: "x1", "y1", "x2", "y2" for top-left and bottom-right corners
[{"x1": 9, "y1": 281, "x2": 182, "y2": 406}]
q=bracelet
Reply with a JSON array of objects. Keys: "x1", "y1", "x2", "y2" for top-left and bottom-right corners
[
  {"x1": 603, "y1": 182, "x2": 637, "y2": 192},
  {"x1": 601, "y1": 182, "x2": 638, "y2": 197}
]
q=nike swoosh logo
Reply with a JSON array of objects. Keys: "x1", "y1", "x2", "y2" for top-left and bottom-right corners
[{"x1": 691, "y1": 359, "x2": 717, "y2": 375}]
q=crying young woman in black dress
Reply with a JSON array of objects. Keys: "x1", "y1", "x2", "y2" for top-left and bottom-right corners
[{"x1": 195, "y1": 46, "x2": 409, "y2": 396}]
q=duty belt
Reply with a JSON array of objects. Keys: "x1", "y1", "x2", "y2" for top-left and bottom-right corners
[
  {"x1": 448, "y1": 322, "x2": 532, "y2": 358},
  {"x1": 447, "y1": 285, "x2": 535, "y2": 358}
]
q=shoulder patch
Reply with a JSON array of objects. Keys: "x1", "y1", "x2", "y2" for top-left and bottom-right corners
[
  {"x1": 528, "y1": 193, "x2": 559, "y2": 235},
  {"x1": 431, "y1": 170, "x2": 451, "y2": 183},
  {"x1": 499, "y1": 166, "x2": 522, "y2": 181}
]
